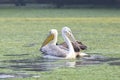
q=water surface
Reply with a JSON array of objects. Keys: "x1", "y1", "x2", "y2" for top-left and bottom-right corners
[{"x1": 0, "y1": 54, "x2": 120, "y2": 79}]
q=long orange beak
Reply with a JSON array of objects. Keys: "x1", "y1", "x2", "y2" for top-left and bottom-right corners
[{"x1": 41, "y1": 34, "x2": 54, "y2": 47}]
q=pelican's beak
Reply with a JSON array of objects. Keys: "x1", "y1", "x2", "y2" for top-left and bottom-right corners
[
  {"x1": 41, "y1": 33, "x2": 54, "y2": 47},
  {"x1": 67, "y1": 31, "x2": 76, "y2": 43}
]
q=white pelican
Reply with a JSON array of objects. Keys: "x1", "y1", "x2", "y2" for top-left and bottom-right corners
[
  {"x1": 57, "y1": 29, "x2": 89, "y2": 57},
  {"x1": 40, "y1": 27, "x2": 77, "y2": 59}
]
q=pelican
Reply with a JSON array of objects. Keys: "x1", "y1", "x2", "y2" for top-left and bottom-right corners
[
  {"x1": 57, "y1": 29, "x2": 88, "y2": 57},
  {"x1": 40, "y1": 27, "x2": 77, "y2": 59}
]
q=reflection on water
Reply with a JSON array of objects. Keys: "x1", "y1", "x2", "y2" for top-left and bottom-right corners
[
  {"x1": 108, "y1": 61, "x2": 120, "y2": 66},
  {"x1": 0, "y1": 73, "x2": 40, "y2": 79},
  {"x1": 0, "y1": 74, "x2": 14, "y2": 78},
  {"x1": 0, "y1": 54, "x2": 120, "y2": 79}
]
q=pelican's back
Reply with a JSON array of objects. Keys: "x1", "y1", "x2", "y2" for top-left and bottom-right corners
[{"x1": 40, "y1": 44, "x2": 68, "y2": 57}]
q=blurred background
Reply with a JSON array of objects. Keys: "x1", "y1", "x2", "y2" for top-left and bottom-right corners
[{"x1": 0, "y1": 0, "x2": 120, "y2": 8}]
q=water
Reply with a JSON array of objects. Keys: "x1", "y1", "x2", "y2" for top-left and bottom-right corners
[
  {"x1": 0, "y1": 73, "x2": 40, "y2": 79},
  {"x1": 0, "y1": 54, "x2": 120, "y2": 79},
  {"x1": 0, "y1": 74, "x2": 14, "y2": 78}
]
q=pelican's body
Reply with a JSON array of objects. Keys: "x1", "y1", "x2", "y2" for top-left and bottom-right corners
[{"x1": 58, "y1": 40, "x2": 88, "y2": 57}]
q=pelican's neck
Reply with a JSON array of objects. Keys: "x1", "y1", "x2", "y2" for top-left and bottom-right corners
[
  {"x1": 62, "y1": 33, "x2": 75, "y2": 58},
  {"x1": 51, "y1": 32, "x2": 58, "y2": 45}
]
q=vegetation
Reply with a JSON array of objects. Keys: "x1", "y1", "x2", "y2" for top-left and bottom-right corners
[{"x1": 0, "y1": 7, "x2": 120, "y2": 80}]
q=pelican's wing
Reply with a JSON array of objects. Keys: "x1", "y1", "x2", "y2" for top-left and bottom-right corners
[
  {"x1": 40, "y1": 44, "x2": 67, "y2": 57},
  {"x1": 58, "y1": 41, "x2": 87, "y2": 52},
  {"x1": 76, "y1": 41, "x2": 87, "y2": 50},
  {"x1": 57, "y1": 43, "x2": 69, "y2": 51}
]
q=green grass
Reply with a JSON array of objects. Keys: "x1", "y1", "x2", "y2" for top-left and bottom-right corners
[
  {"x1": 0, "y1": 7, "x2": 120, "y2": 80},
  {"x1": 0, "y1": 7, "x2": 120, "y2": 18}
]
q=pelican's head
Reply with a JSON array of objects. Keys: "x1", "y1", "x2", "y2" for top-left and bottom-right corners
[
  {"x1": 62, "y1": 27, "x2": 87, "y2": 50},
  {"x1": 62, "y1": 27, "x2": 76, "y2": 42},
  {"x1": 41, "y1": 29, "x2": 58, "y2": 47}
]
